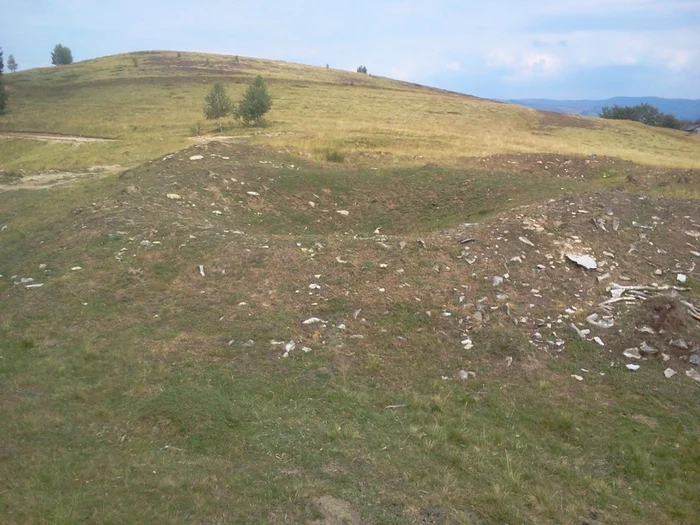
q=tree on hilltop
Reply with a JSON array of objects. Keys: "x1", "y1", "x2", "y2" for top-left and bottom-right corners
[
  {"x1": 0, "y1": 49, "x2": 7, "y2": 113},
  {"x1": 51, "y1": 44, "x2": 73, "y2": 65},
  {"x1": 235, "y1": 76, "x2": 272, "y2": 127},
  {"x1": 357, "y1": 65, "x2": 368, "y2": 74},
  {"x1": 203, "y1": 82, "x2": 234, "y2": 131},
  {"x1": 7, "y1": 54, "x2": 17, "y2": 72}
]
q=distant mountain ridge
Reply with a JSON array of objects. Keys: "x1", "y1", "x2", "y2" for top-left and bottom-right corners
[{"x1": 509, "y1": 97, "x2": 700, "y2": 121}]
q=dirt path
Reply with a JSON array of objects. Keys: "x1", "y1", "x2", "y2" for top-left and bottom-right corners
[
  {"x1": 190, "y1": 131, "x2": 294, "y2": 145},
  {"x1": 0, "y1": 131, "x2": 115, "y2": 143},
  {"x1": 0, "y1": 165, "x2": 124, "y2": 191}
]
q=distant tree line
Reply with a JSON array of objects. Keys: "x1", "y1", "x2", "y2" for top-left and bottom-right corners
[{"x1": 600, "y1": 103, "x2": 699, "y2": 130}]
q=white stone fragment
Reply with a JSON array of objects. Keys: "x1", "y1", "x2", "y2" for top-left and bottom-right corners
[{"x1": 567, "y1": 254, "x2": 597, "y2": 270}]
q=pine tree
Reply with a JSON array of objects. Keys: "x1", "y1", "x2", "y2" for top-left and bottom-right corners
[
  {"x1": 236, "y1": 76, "x2": 272, "y2": 126},
  {"x1": 203, "y1": 82, "x2": 234, "y2": 131},
  {"x1": 0, "y1": 49, "x2": 7, "y2": 112},
  {"x1": 7, "y1": 54, "x2": 17, "y2": 73}
]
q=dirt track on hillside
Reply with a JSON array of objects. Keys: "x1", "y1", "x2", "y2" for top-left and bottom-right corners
[
  {"x1": 0, "y1": 132, "x2": 115, "y2": 143},
  {"x1": 0, "y1": 165, "x2": 123, "y2": 191}
]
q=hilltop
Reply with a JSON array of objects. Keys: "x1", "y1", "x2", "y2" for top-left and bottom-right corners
[
  {"x1": 1, "y1": 51, "x2": 699, "y2": 174},
  {"x1": 0, "y1": 52, "x2": 699, "y2": 524}
]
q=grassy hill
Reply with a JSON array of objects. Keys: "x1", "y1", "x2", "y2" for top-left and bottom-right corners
[
  {"x1": 1, "y1": 51, "x2": 699, "y2": 171},
  {"x1": 1, "y1": 52, "x2": 699, "y2": 524}
]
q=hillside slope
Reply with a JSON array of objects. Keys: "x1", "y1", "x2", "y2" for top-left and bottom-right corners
[{"x1": 1, "y1": 51, "x2": 699, "y2": 172}]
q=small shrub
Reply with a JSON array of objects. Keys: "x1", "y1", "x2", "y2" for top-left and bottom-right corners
[
  {"x1": 177, "y1": 52, "x2": 182, "y2": 58},
  {"x1": 131, "y1": 57, "x2": 138, "y2": 67},
  {"x1": 205, "y1": 58, "x2": 211, "y2": 67},
  {"x1": 189, "y1": 122, "x2": 203, "y2": 136},
  {"x1": 324, "y1": 149, "x2": 345, "y2": 163}
]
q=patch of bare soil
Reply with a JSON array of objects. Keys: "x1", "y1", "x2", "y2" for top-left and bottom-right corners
[
  {"x1": 0, "y1": 165, "x2": 123, "y2": 191},
  {"x1": 0, "y1": 131, "x2": 115, "y2": 143},
  {"x1": 458, "y1": 152, "x2": 628, "y2": 178},
  {"x1": 537, "y1": 110, "x2": 599, "y2": 130},
  {"x1": 310, "y1": 496, "x2": 362, "y2": 525}
]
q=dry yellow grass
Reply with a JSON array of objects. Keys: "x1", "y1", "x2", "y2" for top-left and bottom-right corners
[{"x1": 1, "y1": 50, "x2": 698, "y2": 171}]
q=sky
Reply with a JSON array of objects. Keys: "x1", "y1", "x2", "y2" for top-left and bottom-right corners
[{"x1": 2, "y1": 0, "x2": 699, "y2": 100}]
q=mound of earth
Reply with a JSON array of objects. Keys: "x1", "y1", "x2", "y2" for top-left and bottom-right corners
[{"x1": 35, "y1": 141, "x2": 699, "y2": 382}]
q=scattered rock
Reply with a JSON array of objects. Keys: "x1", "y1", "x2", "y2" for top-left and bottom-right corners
[
  {"x1": 189, "y1": 155, "x2": 204, "y2": 161},
  {"x1": 566, "y1": 254, "x2": 597, "y2": 270},
  {"x1": 198, "y1": 265, "x2": 205, "y2": 277},
  {"x1": 639, "y1": 341, "x2": 659, "y2": 356},
  {"x1": 519, "y1": 236, "x2": 535, "y2": 247},
  {"x1": 686, "y1": 369, "x2": 700, "y2": 382},
  {"x1": 623, "y1": 348, "x2": 642, "y2": 360},
  {"x1": 166, "y1": 193, "x2": 182, "y2": 200},
  {"x1": 336, "y1": 210, "x2": 350, "y2": 216},
  {"x1": 587, "y1": 313, "x2": 614, "y2": 329},
  {"x1": 572, "y1": 375, "x2": 584, "y2": 381},
  {"x1": 626, "y1": 364, "x2": 641, "y2": 371},
  {"x1": 303, "y1": 317, "x2": 325, "y2": 325},
  {"x1": 458, "y1": 369, "x2": 476, "y2": 381},
  {"x1": 664, "y1": 368, "x2": 677, "y2": 379},
  {"x1": 677, "y1": 274, "x2": 687, "y2": 283},
  {"x1": 71, "y1": 266, "x2": 83, "y2": 271}
]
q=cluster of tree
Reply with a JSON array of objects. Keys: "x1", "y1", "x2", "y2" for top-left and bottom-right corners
[
  {"x1": 203, "y1": 75, "x2": 272, "y2": 129},
  {"x1": 600, "y1": 103, "x2": 699, "y2": 130},
  {"x1": 356, "y1": 65, "x2": 368, "y2": 74}
]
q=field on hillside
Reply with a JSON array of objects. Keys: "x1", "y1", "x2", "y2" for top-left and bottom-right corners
[
  {"x1": 1, "y1": 51, "x2": 699, "y2": 174},
  {"x1": 1, "y1": 51, "x2": 700, "y2": 524}
]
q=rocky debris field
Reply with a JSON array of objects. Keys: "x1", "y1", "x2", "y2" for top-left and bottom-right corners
[{"x1": 4, "y1": 142, "x2": 698, "y2": 389}]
